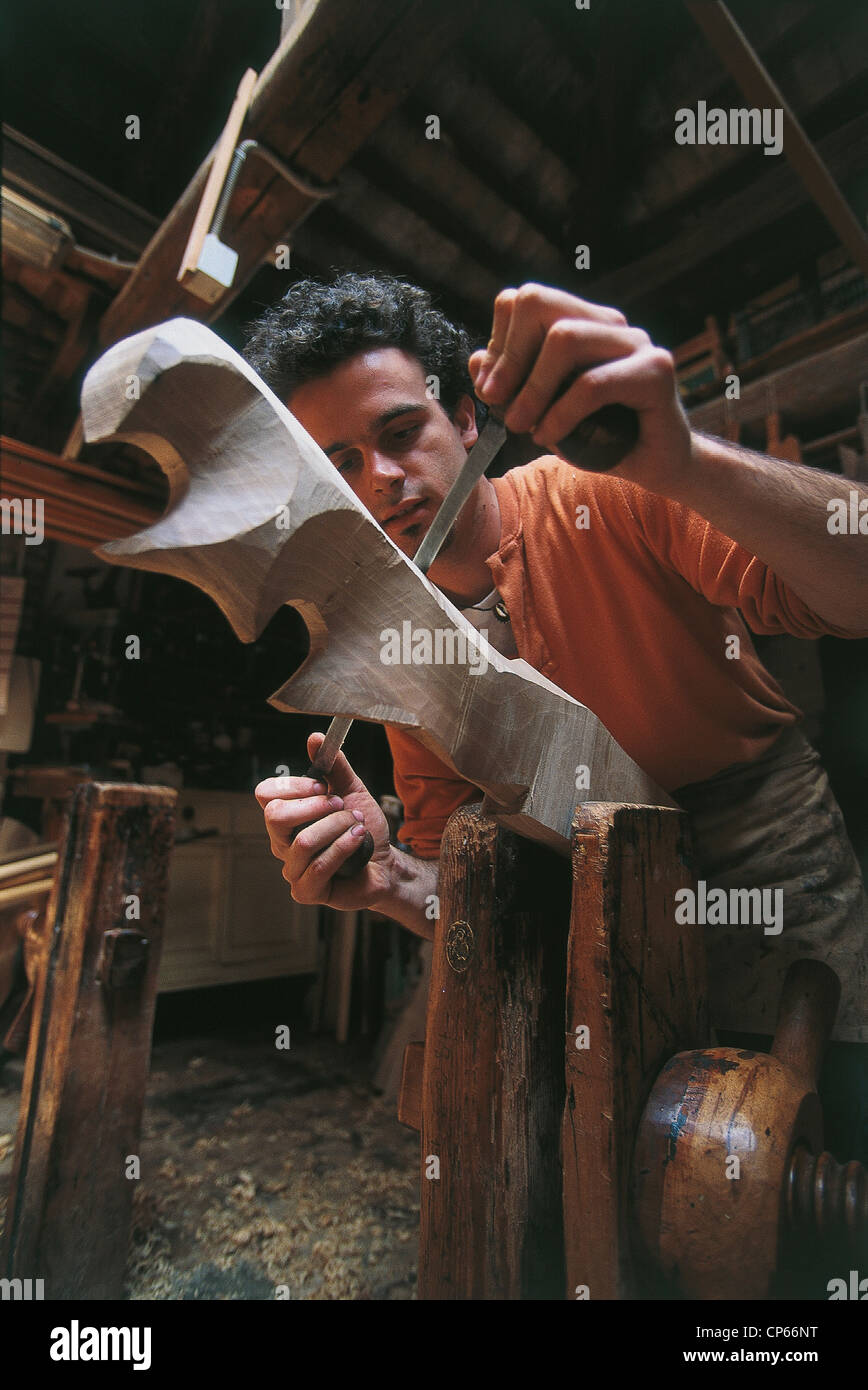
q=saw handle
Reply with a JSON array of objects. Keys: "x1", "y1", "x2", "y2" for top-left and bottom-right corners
[{"x1": 295, "y1": 760, "x2": 375, "y2": 880}]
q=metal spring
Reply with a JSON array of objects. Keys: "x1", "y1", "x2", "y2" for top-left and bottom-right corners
[{"x1": 211, "y1": 140, "x2": 338, "y2": 238}]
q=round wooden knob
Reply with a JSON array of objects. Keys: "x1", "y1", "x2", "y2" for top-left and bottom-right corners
[{"x1": 630, "y1": 960, "x2": 846, "y2": 1299}]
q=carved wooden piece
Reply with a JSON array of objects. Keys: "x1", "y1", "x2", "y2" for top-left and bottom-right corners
[
  {"x1": 418, "y1": 804, "x2": 571, "y2": 1299},
  {"x1": 81, "y1": 319, "x2": 673, "y2": 856},
  {"x1": 1, "y1": 782, "x2": 176, "y2": 1300},
  {"x1": 631, "y1": 959, "x2": 841, "y2": 1299},
  {"x1": 562, "y1": 803, "x2": 706, "y2": 1300}
]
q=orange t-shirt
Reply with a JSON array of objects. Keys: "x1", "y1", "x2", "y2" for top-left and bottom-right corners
[{"x1": 386, "y1": 456, "x2": 866, "y2": 858}]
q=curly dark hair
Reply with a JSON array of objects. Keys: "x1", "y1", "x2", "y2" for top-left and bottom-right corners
[{"x1": 243, "y1": 272, "x2": 479, "y2": 420}]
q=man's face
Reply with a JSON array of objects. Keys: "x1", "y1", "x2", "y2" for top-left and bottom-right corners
[{"x1": 287, "y1": 347, "x2": 478, "y2": 558}]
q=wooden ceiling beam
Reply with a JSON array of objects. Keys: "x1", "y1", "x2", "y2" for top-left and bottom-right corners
[
  {"x1": 1, "y1": 125, "x2": 158, "y2": 258},
  {"x1": 98, "y1": 0, "x2": 480, "y2": 349},
  {"x1": 685, "y1": 1, "x2": 868, "y2": 276},
  {"x1": 416, "y1": 55, "x2": 579, "y2": 249},
  {"x1": 1, "y1": 281, "x2": 67, "y2": 341},
  {"x1": 331, "y1": 166, "x2": 501, "y2": 318},
  {"x1": 586, "y1": 112, "x2": 868, "y2": 312},
  {"x1": 469, "y1": 0, "x2": 596, "y2": 174},
  {"x1": 291, "y1": 204, "x2": 490, "y2": 337},
  {"x1": 627, "y1": 4, "x2": 867, "y2": 230},
  {"x1": 363, "y1": 110, "x2": 568, "y2": 287}
]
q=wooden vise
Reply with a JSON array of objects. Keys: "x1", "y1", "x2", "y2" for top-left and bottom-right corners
[{"x1": 400, "y1": 802, "x2": 867, "y2": 1300}]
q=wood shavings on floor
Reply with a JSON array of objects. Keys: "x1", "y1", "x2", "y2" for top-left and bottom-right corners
[{"x1": 123, "y1": 1031, "x2": 420, "y2": 1300}]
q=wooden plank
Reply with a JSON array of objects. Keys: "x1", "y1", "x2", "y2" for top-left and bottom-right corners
[
  {"x1": 0, "y1": 575, "x2": 25, "y2": 717},
  {"x1": 418, "y1": 804, "x2": 571, "y2": 1299},
  {"x1": 685, "y1": 1, "x2": 868, "y2": 277},
  {"x1": 0, "y1": 842, "x2": 59, "y2": 868},
  {"x1": 1, "y1": 124, "x2": 159, "y2": 259},
  {"x1": 615, "y1": 2, "x2": 861, "y2": 232},
  {"x1": 19, "y1": 284, "x2": 94, "y2": 435},
  {"x1": 720, "y1": 302, "x2": 868, "y2": 393},
  {"x1": 0, "y1": 880, "x2": 53, "y2": 911},
  {"x1": 1, "y1": 434, "x2": 164, "y2": 500},
  {"x1": 0, "y1": 493, "x2": 148, "y2": 548},
  {"x1": 0, "y1": 852, "x2": 58, "y2": 885},
  {"x1": 1, "y1": 782, "x2": 177, "y2": 1299},
  {"x1": 1, "y1": 455, "x2": 161, "y2": 524},
  {"x1": 1, "y1": 433, "x2": 163, "y2": 549},
  {"x1": 98, "y1": 0, "x2": 480, "y2": 348},
  {"x1": 561, "y1": 803, "x2": 707, "y2": 1300},
  {"x1": 364, "y1": 108, "x2": 568, "y2": 286},
  {"x1": 688, "y1": 328, "x2": 868, "y2": 436},
  {"x1": 803, "y1": 424, "x2": 860, "y2": 455},
  {"x1": 177, "y1": 67, "x2": 258, "y2": 298},
  {"x1": 418, "y1": 53, "x2": 577, "y2": 241}
]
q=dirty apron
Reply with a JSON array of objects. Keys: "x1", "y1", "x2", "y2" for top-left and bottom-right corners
[{"x1": 675, "y1": 724, "x2": 868, "y2": 1044}]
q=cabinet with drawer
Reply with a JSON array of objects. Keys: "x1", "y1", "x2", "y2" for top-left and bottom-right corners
[{"x1": 158, "y1": 789, "x2": 318, "y2": 992}]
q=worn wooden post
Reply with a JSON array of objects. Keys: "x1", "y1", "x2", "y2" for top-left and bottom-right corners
[
  {"x1": 562, "y1": 803, "x2": 708, "y2": 1300},
  {"x1": 418, "y1": 803, "x2": 572, "y2": 1300},
  {"x1": 1, "y1": 782, "x2": 177, "y2": 1300}
]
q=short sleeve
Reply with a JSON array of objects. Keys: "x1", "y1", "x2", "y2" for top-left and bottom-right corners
[{"x1": 385, "y1": 725, "x2": 482, "y2": 859}]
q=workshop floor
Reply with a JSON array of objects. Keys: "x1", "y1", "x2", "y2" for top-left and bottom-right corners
[{"x1": 0, "y1": 1021, "x2": 420, "y2": 1301}]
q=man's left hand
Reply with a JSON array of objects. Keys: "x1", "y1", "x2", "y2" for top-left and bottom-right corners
[{"x1": 469, "y1": 283, "x2": 692, "y2": 492}]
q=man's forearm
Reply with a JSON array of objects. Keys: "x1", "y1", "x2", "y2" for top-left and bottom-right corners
[
  {"x1": 661, "y1": 431, "x2": 868, "y2": 629},
  {"x1": 371, "y1": 847, "x2": 439, "y2": 940}
]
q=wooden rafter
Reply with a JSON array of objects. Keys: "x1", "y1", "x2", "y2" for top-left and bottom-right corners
[
  {"x1": 98, "y1": 0, "x2": 481, "y2": 349},
  {"x1": 2, "y1": 125, "x2": 158, "y2": 258},
  {"x1": 0, "y1": 436, "x2": 162, "y2": 548},
  {"x1": 685, "y1": 0, "x2": 868, "y2": 276},
  {"x1": 587, "y1": 113, "x2": 868, "y2": 311},
  {"x1": 364, "y1": 111, "x2": 567, "y2": 287}
]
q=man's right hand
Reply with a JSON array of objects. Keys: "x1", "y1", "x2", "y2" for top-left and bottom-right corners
[{"x1": 255, "y1": 732, "x2": 393, "y2": 910}]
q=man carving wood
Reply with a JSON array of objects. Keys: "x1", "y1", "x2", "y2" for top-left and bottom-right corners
[{"x1": 246, "y1": 274, "x2": 868, "y2": 1060}]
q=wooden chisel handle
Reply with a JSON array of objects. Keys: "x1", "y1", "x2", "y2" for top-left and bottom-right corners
[
  {"x1": 554, "y1": 401, "x2": 639, "y2": 472},
  {"x1": 296, "y1": 761, "x2": 375, "y2": 880}
]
